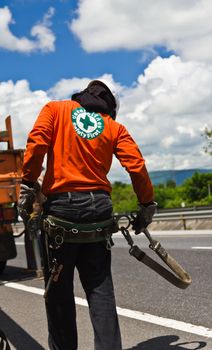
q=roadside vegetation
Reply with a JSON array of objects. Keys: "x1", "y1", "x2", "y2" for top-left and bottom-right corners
[{"x1": 111, "y1": 172, "x2": 212, "y2": 212}]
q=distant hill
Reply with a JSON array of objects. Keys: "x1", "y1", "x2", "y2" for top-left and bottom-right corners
[{"x1": 149, "y1": 168, "x2": 212, "y2": 186}]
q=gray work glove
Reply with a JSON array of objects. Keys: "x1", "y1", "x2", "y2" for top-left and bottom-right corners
[
  {"x1": 18, "y1": 184, "x2": 36, "y2": 221},
  {"x1": 132, "y1": 201, "x2": 157, "y2": 234}
]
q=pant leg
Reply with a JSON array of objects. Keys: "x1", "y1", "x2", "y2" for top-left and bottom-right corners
[
  {"x1": 41, "y1": 237, "x2": 80, "y2": 350},
  {"x1": 77, "y1": 242, "x2": 122, "y2": 350},
  {"x1": 43, "y1": 190, "x2": 120, "y2": 349}
]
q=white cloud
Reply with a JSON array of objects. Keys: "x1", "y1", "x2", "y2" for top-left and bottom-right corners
[
  {"x1": 0, "y1": 80, "x2": 50, "y2": 148},
  {"x1": 0, "y1": 6, "x2": 55, "y2": 53},
  {"x1": 118, "y1": 55, "x2": 212, "y2": 170},
  {"x1": 70, "y1": 0, "x2": 212, "y2": 62},
  {"x1": 0, "y1": 55, "x2": 211, "y2": 176},
  {"x1": 48, "y1": 77, "x2": 91, "y2": 99},
  {"x1": 48, "y1": 73, "x2": 121, "y2": 99}
]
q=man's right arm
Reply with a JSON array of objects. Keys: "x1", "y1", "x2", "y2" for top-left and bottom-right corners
[
  {"x1": 22, "y1": 102, "x2": 55, "y2": 185},
  {"x1": 18, "y1": 102, "x2": 54, "y2": 219}
]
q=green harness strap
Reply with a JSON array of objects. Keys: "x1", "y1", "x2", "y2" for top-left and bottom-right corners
[
  {"x1": 47, "y1": 215, "x2": 115, "y2": 231},
  {"x1": 43, "y1": 215, "x2": 116, "y2": 244}
]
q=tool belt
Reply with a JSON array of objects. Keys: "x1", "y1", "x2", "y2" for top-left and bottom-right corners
[{"x1": 43, "y1": 215, "x2": 117, "y2": 245}]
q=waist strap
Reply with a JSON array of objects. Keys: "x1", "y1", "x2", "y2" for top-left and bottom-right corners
[{"x1": 43, "y1": 215, "x2": 116, "y2": 244}]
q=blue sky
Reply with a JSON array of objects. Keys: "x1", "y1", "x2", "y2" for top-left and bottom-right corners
[
  {"x1": 0, "y1": 0, "x2": 152, "y2": 90},
  {"x1": 0, "y1": 0, "x2": 212, "y2": 181},
  {"x1": 0, "y1": 0, "x2": 175, "y2": 91}
]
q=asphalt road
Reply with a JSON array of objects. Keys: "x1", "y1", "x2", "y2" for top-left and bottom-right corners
[{"x1": 0, "y1": 229, "x2": 212, "y2": 350}]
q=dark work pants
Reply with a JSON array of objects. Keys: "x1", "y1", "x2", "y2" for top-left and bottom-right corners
[{"x1": 42, "y1": 191, "x2": 122, "y2": 350}]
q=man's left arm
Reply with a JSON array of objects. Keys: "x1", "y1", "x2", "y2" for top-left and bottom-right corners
[{"x1": 114, "y1": 124, "x2": 157, "y2": 233}]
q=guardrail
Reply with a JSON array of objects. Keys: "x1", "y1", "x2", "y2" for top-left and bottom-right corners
[
  {"x1": 157, "y1": 205, "x2": 212, "y2": 213},
  {"x1": 153, "y1": 209, "x2": 212, "y2": 229},
  {"x1": 15, "y1": 209, "x2": 212, "y2": 231}
]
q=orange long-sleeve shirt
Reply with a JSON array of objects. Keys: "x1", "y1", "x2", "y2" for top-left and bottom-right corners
[{"x1": 22, "y1": 100, "x2": 154, "y2": 203}]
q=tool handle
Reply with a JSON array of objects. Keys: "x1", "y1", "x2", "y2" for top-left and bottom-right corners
[
  {"x1": 43, "y1": 258, "x2": 58, "y2": 299},
  {"x1": 144, "y1": 228, "x2": 192, "y2": 286},
  {"x1": 160, "y1": 252, "x2": 192, "y2": 285},
  {"x1": 43, "y1": 273, "x2": 54, "y2": 299}
]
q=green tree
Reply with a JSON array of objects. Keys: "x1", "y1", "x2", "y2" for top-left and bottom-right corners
[
  {"x1": 166, "y1": 179, "x2": 176, "y2": 188},
  {"x1": 154, "y1": 185, "x2": 184, "y2": 208},
  {"x1": 182, "y1": 172, "x2": 212, "y2": 203},
  {"x1": 111, "y1": 172, "x2": 212, "y2": 213},
  {"x1": 111, "y1": 182, "x2": 137, "y2": 212},
  {"x1": 153, "y1": 186, "x2": 168, "y2": 208}
]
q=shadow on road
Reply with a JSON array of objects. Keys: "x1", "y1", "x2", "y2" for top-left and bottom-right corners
[
  {"x1": 0, "y1": 309, "x2": 45, "y2": 350},
  {"x1": 0, "y1": 265, "x2": 37, "y2": 282},
  {"x1": 124, "y1": 335, "x2": 207, "y2": 350}
]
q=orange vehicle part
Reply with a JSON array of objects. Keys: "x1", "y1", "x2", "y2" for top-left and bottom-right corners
[
  {"x1": 0, "y1": 116, "x2": 24, "y2": 207},
  {"x1": 0, "y1": 116, "x2": 43, "y2": 275},
  {"x1": 0, "y1": 116, "x2": 24, "y2": 271}
]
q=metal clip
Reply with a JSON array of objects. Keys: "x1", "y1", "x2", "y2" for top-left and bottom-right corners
[
  {"x1": 71, "y1": 228, "x2": 78, "y2": 234},
  {"x1": 44, "y1": 258, "x2": 63, "y2": 299},
  {"x1": 120, "y1": 227, "x2": 134, "y2": 248},
  {"x1": 54, "y1": 234, "x2": 64, "y2": 246}
]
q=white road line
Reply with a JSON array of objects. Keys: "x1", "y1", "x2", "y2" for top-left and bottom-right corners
[
  {"x1": 116, "y1": 307, "x2": 212, "y2": 338},
  {"x1": 1, "y1": 280, "x2": 212, "y2": 338},
  {"x1": 2, "y1": 281, "x2": 44, "y2": 294},
  {"x1": 191, "y1": 247, "x2": 212, "y2": 250}
]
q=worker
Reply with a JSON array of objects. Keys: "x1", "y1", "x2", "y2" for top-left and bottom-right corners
[{"x1": 18, "y1": 79, "x2": 157, "y2": 350}]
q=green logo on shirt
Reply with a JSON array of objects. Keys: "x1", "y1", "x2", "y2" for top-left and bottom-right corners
[{"x1": 71, "y1": 108, "x2": 104, "y2": 139}]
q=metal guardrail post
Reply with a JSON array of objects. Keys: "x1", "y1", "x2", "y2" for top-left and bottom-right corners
[{"x1": 180, "y1": 215, "x2": 187, "y2": 230}]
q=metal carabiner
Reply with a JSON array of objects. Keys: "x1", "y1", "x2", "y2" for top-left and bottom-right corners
[
  {"x1": 54, "y1": 234, "x2": 64, "y2": 246},
  {"x1": 120, "y1": 227, "x2": 134, "y2": 248},
  {"x1": 115, "y1": 214, "x2": 131, "y2": 230}
]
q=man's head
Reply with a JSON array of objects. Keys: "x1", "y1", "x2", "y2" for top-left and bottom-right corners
[{"x1": 87, "y1": 79, "x2": 120, "y2": 119}]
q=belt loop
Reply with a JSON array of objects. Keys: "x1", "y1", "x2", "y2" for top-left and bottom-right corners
[
  {"x1": 105, "y1": 233, "x2": 112, "y2": 250},
  {"x1": 90, "y1": 192, "x2": 95, "y2": 202},
  {"x1": 68, "y1": 192, "x2": 72, "y2": 202}
]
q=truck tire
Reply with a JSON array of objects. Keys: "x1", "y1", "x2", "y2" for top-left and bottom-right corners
[{"x1": 0, "y1": 261, "x2": 6, "y2": 274}]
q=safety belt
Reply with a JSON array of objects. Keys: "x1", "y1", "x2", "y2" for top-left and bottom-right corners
[{"x1": 116, "y1": 215, "x2": 192, "y2": 289}]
